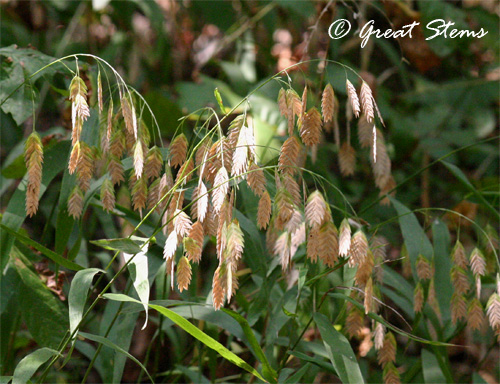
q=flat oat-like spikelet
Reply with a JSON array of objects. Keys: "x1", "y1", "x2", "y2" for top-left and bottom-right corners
[
  {"x1": 69, "y1": 76, "x2": 90, "y2": 145},
  {"x1": 318, "y1": 221, "x2": 339, "y2": 267},
  {"x1": 291, "y1": 223, "x2": 306, "y2": 258},
  {"x1": 452, "y1": 241, "x2": 469, "y2": 269},
  {"x1": 175, "y1": 158, "x2": 194, "y2": 186},
  {"x1": 364, "y1": 277, "x2": 374, "y2": 314},
  {"x1": 228, "y1": 115, "x2": 244, "y2": 148},
  {"x1": 346, "y1": 79, "x2": 361, "y2": 118},
  {"x1": 257, "y1": 190, "x2": 272, "y2": 230},
  {"x1": 371, "y1": 128, "x2": 391, "y2": 189},
  {"x1": 133, "y1": 140, "x2": 144, "y2": 179},
  {"x1": 121, "y1": 95, "x2": 137, "y2": 138},
  {"x1": 274, "y1": 189, "x2": 294, "y2": 230},
  {"x1": 467, "y1": 298, "x2": 486, "y2": 331},
  {"x1": 301, "y1": 86, "x2": 308, "y2": 119},
  {"x1": 358, "y1": 114, "x2": 372, "y2": 148},
  {"x1": 24, "y1": 132, "x2": 44, "y2": 217},
  {"x1": 470, "y1": 248, "x2": 486, "y2": 298},
  {"x1": 278, "y1": 88, "x2": 287, "y2": 117},
  {"x1": 77, "y1": 143, "x2": 94, "y2": 192},
  {"x1": 170, "y1": 134, "x2": 188, "y2": 168},
  {"x1": 274, "y1": 232, "x2": 291, "y2": 270},
  {"x1": 145, "y1": 146, "x2": 163, "y2": 180},
  {"x1": 68, "y1": 186, "x2": 84, "y2": 219},
  {"x1": 416, "y1": 255, "x2": 432, "y2": 281},
  {"x1": 177, "y1": 256, "x2": 192, "y2": 292},
  {"x1": 286, "y1": 89, "x2": 301, "y2": 136},
  {"x1": 231, "y1": 128, "x2": 248, "y2": 178},
  {"x1": 109, "y1": 129, "x2": 125, "y2": 159},
  {"x1": 305, "y1": 191, "x2": 327, "y2": 228},
  {"x1": 196, "y1": 182, "x2": 209, "y2": 222},
  {"x1": 100, "y1": 178, "x2": 115, "y2": 212},
  {"x1": 282, "y1": 173, "x2": 301, "y2": 206},
  {"x1": 360, "y1": 82, "x2": 374, "y2": 123},
  {"x1": 307, "y1": 226, "x2": 320, "y2": 262},
  {"x1": 97, "y1": 70, "x2": 103, "y2": 113},
  {"x1": 158, "y1": 168, "x2": 173, "y2": 209},
  {"x1": 451, "y1": 293, "x2": 468, "y2": 324},
  {"x1": 108, "y1": 155, "x2": 124, "y2": 185},
  {"x1": 285, "y1": 209, "x2": 302, "y2": 234},
  {"x1": 163, "y1": 230, "x2": 178, "y2": 261},
  {"x1": 106, "y1": 99, "x2": 114, "y2": 147},
  {"x1": 414, "y1": 282, "x2": 424, "y2": 313},
  {"x1": 486, "y1": 292, "x2": 500, "y2": 332},
  {"x1": 374, "y1": 323, "x2": 385, "y2": 350},
  {"x1": 146, "y1": 179, "x2": 161, "y2": 211},
  {"x1": 206, "y1": 140, "x2": 221, "y2": 183},
  {"x1": 383, "y1": 362, "x2": 401, "y2": 384},
  {"x1": 212, "y1": 265, "x2": 225, "y2": 310},
  {"x1": 338, "y1": 142, "x2": 356, "y2": 176},
  {"x1": 450, "y1": 265, "x2": 470, "y2": 296},
  {"x1": 185, "y1": 221, "x2": 204, "y2": 263},
  {"x1": 279, "y1": 136, "x2": 300, "y2": 175},
  {"x1": 212, "y1": 167, "x2": 229, "y2": 213},
  {"x1": 378, "y1": 332, "x2": 396, "y2": 367},
  {"x1": 427, "y1": 278, "x2": 441, "y2": 319},
  {"x1": 345, "y1": 304, "x2": 364, "y2": 339},
  {"x1": 68, "y1": 141, "x2": 81, "y2": 174},
  {"x1": 299, "y1": 108, "x2": 322, "y2": 147},
  {"x1": 355, "y1": 250, "x2": 374, "y2": 287},
  {"x1": 174, "y1": 209, "x2": 192, "y2": 237},
  {"x1": 322, "y1": 83, "x2": 335, "y2": 123},
  {"x1": 246, "y1": 162, "x2": 266, "y2": 196},
  {"x1": 195, "y1": 138, "x2": 211, "y2": 175},
  {"x1": 339, "y1": 218, "x2": 351, "y2": 257},
  {"x1": 131, "y1": 175, "x2": 148, "y2": 212},
  {"x1": 470, "y1": 248, "x2": 486, "y2": 276},
  {"x1": 350, "y1": 230, "x2": 368, "y2": 267}
]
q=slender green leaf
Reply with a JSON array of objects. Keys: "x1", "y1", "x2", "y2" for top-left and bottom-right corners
[
  {"x1": 391, "y1": 198, "x2": 434, "y2": 280},
  {"x1": 422, "y1": 349, "x2": 447, "y2": 383},
  {"x1": 0, "y1": 224, "x2": 83, "y2": 271},
  {"x1": 12, "y1": 347, "x2": 59, "y2": 384},
  {"x1": 90, "y1": 238, "x2": 143, "y2": 254},
  {"x1": 314, "y1": 312, "x2": 365, "y2": 384},
  {"x1": 287, "y1": 351, "x2": 335, "y2": 373},
  {"x1": 78, "y1": 332, "x2": 153, "y2": 383},
  {"x1": 283, "y1": 363, "x2": 310, "y2": 383},
  {"x1": 431, "y1": 219, "x2": 453, "y2": 322},
  {"x1": 69, "y1": 268, "x2": 103, "y2": 341},
  {"x1": 222, "y1": 308, "x2": 277, "y2": 383}
]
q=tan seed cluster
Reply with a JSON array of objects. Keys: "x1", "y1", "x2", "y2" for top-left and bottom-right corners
[{"x1": 24, "y1": 132, "x2": 44, "y2": 217}]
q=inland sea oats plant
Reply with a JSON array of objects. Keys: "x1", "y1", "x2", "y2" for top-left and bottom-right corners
[{"x1": 1, "y1": 42, "x2": 499, "y2": 384}]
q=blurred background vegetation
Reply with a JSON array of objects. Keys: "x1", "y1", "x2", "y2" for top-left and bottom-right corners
[{"x1": 1, "y1": 0, "x2": 499, "y2": 383}]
